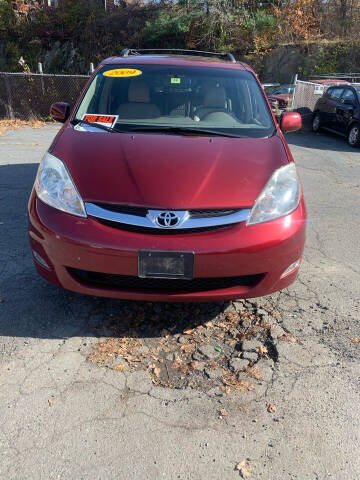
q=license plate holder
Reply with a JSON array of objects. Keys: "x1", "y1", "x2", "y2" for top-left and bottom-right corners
[{"x1": 138, "y1": 251, "x2": 194, "y2": 279}]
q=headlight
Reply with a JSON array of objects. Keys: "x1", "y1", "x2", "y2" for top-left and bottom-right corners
[
  {"x1": 35, "y1": 152, "x2": 86, "y2": 217},
  {"x1": 247, "y1": 163, "x2": 300, "y2": 226}
]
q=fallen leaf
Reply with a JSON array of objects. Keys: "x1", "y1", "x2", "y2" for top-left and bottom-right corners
[
  {"x1": 48, "y1": 399, "x2": 54, "y2": 407},
  {"x1": 235, "y1": 460, "x2": 252, "y2": 478},
  {"x1": 183, "y1": 328, "x2": 195, "y2": 335},
  {"x1": 266, "y1": 401, "x2": 276, "y2": 413},
  {"x1": 112, "y1": 364, "x2": 126, "y2": 371},
  {"x1": 256, "y1": 345, "x2": 268, "y2": 355},
  {"x1": 278, "y1": 334, "x2": 297, "y2": 343},
  {"x1": 222, "y1": 373, "x2": 254, "y2": 392},
  {"x1": 219, "y1": 408, "x2": 228, "y2": 416},
  {"x1": 205, "y1": 321, "x2": 213, "y2": 327},
  {"x1": 216, "y1": 322, "x2": 228, "y2": 329},
  {"x1": 239, "y1": 381, "x2": 255, "y2": 392},
  {"x1": 350, "y1": 337, "x2": 360, "y2": 344},
  {"x1": 149, "y1": 364, "x2": 161, "y2": 377},
  {"x1": 189, "y1": 361, "x2": 198, "y2": 370},
  {"x1": 221, "y1": 385, "x2": 231, "y2": 394},
  {"x1": 206, "y1": 361, "x2": 217, "y2": 369},
  {"x1": 225, "y1": 312, "x2": 238, "y2": 321},
  {"x1": 214, "y1": 346, "x2": 222, "y2": 353},
  {"x1": 245, "y1": 365, "x2": 263, "y2": 380},
  {"x1": 180, "y1": 343, "x2": 195, "y2": 353},
  {"x1": 172, "y1": 361, "x2": 182, "y2": 369}
]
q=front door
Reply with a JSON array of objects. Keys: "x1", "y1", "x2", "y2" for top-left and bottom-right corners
[{"x1": 335, "y1": 88, "x2": 357, "y2": 134}]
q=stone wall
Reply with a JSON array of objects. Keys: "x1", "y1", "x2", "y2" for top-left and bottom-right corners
[{"x1": 242, "y1": 42, "x2": 360, "y2": 83}]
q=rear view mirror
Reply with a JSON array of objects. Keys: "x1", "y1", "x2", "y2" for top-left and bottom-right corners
[
  {"x1": 50, "y1": 102, "x2": 70, "y2": 123},
  {"x1": 280, "y1": 112, "x2": 302, "y2": 133}
]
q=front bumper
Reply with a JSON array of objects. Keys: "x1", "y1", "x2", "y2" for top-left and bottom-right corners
[{"x1": 28, "y1": 191, "x2": 306, "y2": 302}]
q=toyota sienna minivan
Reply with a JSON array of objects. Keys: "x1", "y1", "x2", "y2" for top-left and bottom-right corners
[{"x1": 28, "y1": 49, "x2": 306, "y2": 302}]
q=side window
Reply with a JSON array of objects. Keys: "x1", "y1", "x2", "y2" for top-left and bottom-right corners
[
  {"x1": 341, "y1": 89, "x2": 356, "y2": 102},
  {"x1": 272, "y1": 87, "x2": 286, "y2": 95},
  {"x1": 325, "y1": 88, "x2": 334, "y2": 98},
  {"x1": 330, "y1": 88, "x2": 344, "y2": 99}
]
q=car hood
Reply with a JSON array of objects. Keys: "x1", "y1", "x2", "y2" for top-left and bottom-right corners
[
  {"x1": 269, "y1": 94, "x2": 292, "y2": 101},
  {"x1": 51, "y1": 125, "x2": 289, "y2": 209}
]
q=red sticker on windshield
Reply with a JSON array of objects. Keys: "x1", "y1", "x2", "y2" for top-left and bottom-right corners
[{"x1": 82, "y1": 114, "x2": 118, "y2": 128}]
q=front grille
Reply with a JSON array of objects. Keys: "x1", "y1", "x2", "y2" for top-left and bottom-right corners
[
  {"x1": 94, "y1": 203, "x2": 147, "y2": 217},
  {"x1": 189, "y1": 209, "x2": 239, "y2": 218},
  {"x1": 96, "y1": 218, "x2": 234, "y2": 234},
  {"x1": 69, "y1": 268, "x2": 264, "y2": 293},
  {"x1": 93, "y1": 203, "x2": 241, "y2": 219},
  {"x1": 89, "y1": 203, "x2": 244, "y2": 234}
]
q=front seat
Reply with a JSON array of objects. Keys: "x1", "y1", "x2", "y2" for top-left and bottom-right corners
[
  {"x1": 194, "y1": 86, "x2": 228, "y2": 119},
  {"x1": 117, "y1": 78, "x2": 161, "y2": 119}
]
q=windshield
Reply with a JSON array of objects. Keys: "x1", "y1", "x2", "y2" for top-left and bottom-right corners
[{"x1": 74, "y1": 64, "x2": 275, "y2": 138}]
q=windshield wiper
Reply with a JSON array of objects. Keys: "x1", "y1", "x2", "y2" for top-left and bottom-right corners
[
  {"x1": 128, "y1": 126, "x2": 244, "y2": 138},
  {"x1": 71, "y1": 119, "x2": 126, "y2": 134}
]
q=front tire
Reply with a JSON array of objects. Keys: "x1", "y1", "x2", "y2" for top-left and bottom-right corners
[
  {"x1": 348, "y1": 123, "x2": 360, "y2": 147},
  {"x1": 312, "y1": 113, "x2": 322, "y2": 133}
]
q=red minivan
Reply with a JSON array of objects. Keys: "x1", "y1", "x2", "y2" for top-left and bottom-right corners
[{"x1": 28, "y1": 49, "x2": 306, "y2": 302}]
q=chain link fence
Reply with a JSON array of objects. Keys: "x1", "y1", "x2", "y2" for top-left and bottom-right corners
[
  {"x1": 292, "y1": 80, "x2": 336, "y2": 129},
  {"x1": 292, "y1": 80, "x2": 329, "y2": 114},
  {"x1": 0, "y1": 72, "x2": 90, "y2": 120}
]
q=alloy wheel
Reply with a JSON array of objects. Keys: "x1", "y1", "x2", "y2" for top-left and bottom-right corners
[
  {"x1": 312, "y1": 114, "x2": 321, "y2": 132},
  {"x1": 348, "y1": 125, "x2": 360, "y2": 147}
]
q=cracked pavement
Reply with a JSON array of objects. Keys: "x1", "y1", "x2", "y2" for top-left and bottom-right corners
[{"x1": 0, "y1": 125, "x2": 359, "y2": 479}]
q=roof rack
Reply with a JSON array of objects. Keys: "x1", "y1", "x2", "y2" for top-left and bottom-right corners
[{"x1": 120, "y1": 48, "x2": 236, "y2": 63}]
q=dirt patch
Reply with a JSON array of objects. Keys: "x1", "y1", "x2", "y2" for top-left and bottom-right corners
[
  {"x1": 88, "y1": 300, "x2": 279, "y2": 393},
  {"x1": 0, "y1": 119, "x2": 45, "y2": 137}
]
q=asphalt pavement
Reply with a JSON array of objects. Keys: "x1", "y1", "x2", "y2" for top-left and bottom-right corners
[{"x1": 0, "y1": 125, "x2": 359, "y2": 479}]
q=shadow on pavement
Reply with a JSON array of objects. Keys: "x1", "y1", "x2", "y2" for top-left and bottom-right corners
[{"x1": 285, "y1": 130, "x2": 358, "y2": 153}]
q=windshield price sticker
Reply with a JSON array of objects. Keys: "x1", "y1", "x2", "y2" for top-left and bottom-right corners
[
  {"x1": 103, "y1": 68, "x2": 142, "y2": 78},
  {"x1": 82, "y1": 114, "x2": 118, "y2": 128},
  {"x1": 171, "y1": 77, "x2": 181, "y2": 84}
]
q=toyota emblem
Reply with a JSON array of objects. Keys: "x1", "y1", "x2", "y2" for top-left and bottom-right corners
[{"x1": 155, "y1": 211, "x2": 180, "y2": 228}]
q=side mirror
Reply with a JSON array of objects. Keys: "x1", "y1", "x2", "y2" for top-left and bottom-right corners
[
  {"x1": 280, "y1": 111, "x2": 302, "y2": 133},
  {"x1": 343, "y1": 98, "x2": 354, "y2": 106},
  {"x1": 50, "y1": 102, "x2": 70, "y2": 123}
]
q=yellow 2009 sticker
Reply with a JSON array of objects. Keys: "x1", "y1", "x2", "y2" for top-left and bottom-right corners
[{"x1": 103, "y1": 68, "x2": 142, "y2": 78}]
